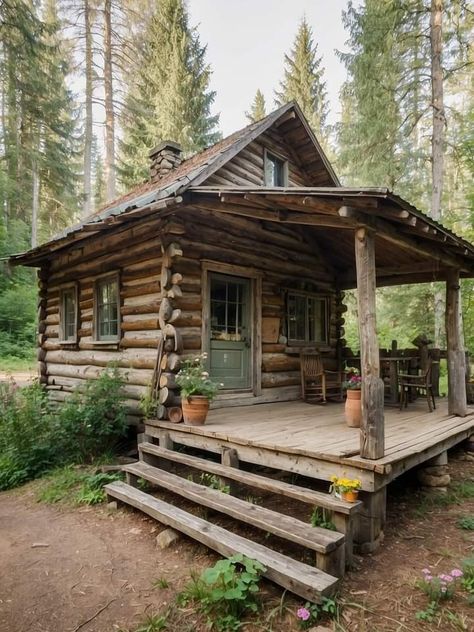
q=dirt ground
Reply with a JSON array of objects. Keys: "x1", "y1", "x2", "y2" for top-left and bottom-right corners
[{"x1": 1, "y1": 452, "x2": 474, "y2": 632}]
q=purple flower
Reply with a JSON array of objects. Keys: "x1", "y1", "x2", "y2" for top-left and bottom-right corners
[
  {"x1": 425, "y1": 574, "x2": 433, "y2": 581},
  {"x1": 297, "y1": 607, "x2": 311, "y2": 621},
  {"x1": 450, "y1": 569, "x2": 463, "y2": 578}
]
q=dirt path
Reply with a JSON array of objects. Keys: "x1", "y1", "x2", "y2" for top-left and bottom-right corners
[
  {"x1": 1, "y1": 454, "x2": 474, "y2": 632},
  {"x1": 0, "y1": 491, "x2": 211, "y2": 632}
]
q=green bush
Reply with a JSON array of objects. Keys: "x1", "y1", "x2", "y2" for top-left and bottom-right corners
[
  {"x1": 0, "y1": 368, "x2": 127, "y2": 491},
  {"x1": 58, "y1": 367, "x2": 128, "y2": 462},
  {"x1": 0, "y1": 380, "x2": 58, "y2": 490}
]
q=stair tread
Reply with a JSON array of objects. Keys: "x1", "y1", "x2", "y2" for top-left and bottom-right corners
[
  {"x1": 124, "y1": 461, "x2": 344, "y2": 553},
  {"x1": 105, "y1": 480, "x2": 339, "y2": 602},
  {"x1": 139, "y1": 442, "x2": 361, "y2": 515}
]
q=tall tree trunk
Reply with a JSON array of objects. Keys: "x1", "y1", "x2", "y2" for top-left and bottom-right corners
[
  {"x1": 430, "y1": 0, "x2": 445, "y2": 347},
  {"x1": 31, "y1": 148, "x2": 40, "y2": 248},
  {"x1": 83, "y1": 0, "x2": 93, "y2": 217},
  {"x1": 103, "y1": 0, "x2": 116, "y2": 202}
]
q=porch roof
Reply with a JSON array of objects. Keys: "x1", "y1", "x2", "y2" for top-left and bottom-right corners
[{"x1": 187, "y1": 186, "x2": 474, "y2": 288}]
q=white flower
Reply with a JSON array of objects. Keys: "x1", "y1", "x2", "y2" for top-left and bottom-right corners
[{"x1": 201, "y1": 371, "x2": 209, "y2": 378}]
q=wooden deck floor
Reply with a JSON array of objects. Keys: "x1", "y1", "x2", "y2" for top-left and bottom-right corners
[{"x1": 147, "y1": 399, "x2": 474, "y2": 492}]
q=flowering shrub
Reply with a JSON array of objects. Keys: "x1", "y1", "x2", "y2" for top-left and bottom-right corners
[
  {"x1": 176, "y1": 353, "x2": 223, "y2": 400},
  {"x1": 418, "y1": 567, "x2": 463, "y2": 601},
  {"x1": 329, "y1": 475, "x2": 362, "y2": 495},
  {"x1": 343, "y1": 366, "x2": 362, "y2": 390}
]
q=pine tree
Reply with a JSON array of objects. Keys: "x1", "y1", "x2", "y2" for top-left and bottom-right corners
[
  {"x1": 246, "y1": 89, "x2": 266, "y2": 122},
  {"x1": 275, "y1": 17, "x2": 329, "y2": 142},
  {"x1": 119, "y1": 0, "x2": 220, "y2": 188}
]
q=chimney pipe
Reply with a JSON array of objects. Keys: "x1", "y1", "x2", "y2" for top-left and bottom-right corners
[{"x1": 149, "y1": 140, "x2": 183, "y2": 182}]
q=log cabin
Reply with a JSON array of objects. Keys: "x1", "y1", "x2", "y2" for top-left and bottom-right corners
[{"x1": 11, "y1": 102, "x2": 474, "y2": 596}]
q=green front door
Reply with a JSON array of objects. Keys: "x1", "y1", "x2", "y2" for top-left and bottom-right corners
[{"x1": 209, "y1": 273, "x2": 251, "y2": 390}]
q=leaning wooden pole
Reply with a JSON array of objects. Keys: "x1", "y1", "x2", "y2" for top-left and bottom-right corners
[
  {"x1": 354, "y1": 226, "x2": 385, "y2": 459},
  {"x1": 445, "y1": 269, "x2": 467, "y2": 417}
]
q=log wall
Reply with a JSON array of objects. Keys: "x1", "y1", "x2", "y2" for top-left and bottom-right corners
[
  {"x1": 41, "y1": 209, "x2": 343, "y2": 418},
  {"x1": 172, "y1": 207, "x2": 340, "y2": 404},
  {"x1": 43, "y1": 217, "x2": 164, "y2": 424},
  {"x1": 205, "y1": 128, "x2": 313, "y2": 187}
]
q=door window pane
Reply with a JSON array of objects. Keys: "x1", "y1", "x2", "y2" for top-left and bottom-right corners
[{"x1": 210, "y1": 276, "x2": 247, "y2": 342}]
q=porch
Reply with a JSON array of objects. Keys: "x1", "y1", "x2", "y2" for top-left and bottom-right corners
[{"x1": 145, "y1": 398, "x2": 474, "y2": 493}]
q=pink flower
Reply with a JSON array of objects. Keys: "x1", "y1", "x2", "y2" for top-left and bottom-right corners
[
  {"x1": 425, "y1": 575, "x2": 433, "y2": 581},
  {"x1": 297, "y1": 607, "x2": 311, "y2": 621},
  {"x1": 451, "y1": 569, "x2": 463, "y2": 578},
  {"x1": 422, "y1": 568, "x2": 431, "y2": 575}
]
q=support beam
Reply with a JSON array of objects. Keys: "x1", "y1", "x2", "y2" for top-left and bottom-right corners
[
  {"x1": 354, "y1": 226, "x2": 385, "y2": 459},
  {"x1": 446, "y1": 269, "x2": 468, "y2": 416}
]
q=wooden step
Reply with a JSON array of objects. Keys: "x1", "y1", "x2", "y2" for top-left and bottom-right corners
[
  {"x1": 138, "y1": 442, "x2": 361, "y2": 514},
  {"x1": 105, "y1": 481, "x2": 339, "y2": 602},
  {"x1": 124, "y1": 461, "x2": 344, "y2": 576}
]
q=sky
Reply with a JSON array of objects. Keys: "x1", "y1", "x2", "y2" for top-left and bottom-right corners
[{"x1": 187, "y1": 0, "x2": 351, "y2": 136}]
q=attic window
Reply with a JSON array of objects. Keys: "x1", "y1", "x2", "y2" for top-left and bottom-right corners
[{"x1": 264, "y1": 150, "x2": 287, "y2": 187}]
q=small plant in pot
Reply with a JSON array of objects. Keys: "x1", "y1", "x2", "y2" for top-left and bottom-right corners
[
  {"x1": 329, "y1": 476, "x2": 362, "y2": 503},
  {"x1": 176, "y1": 353, "x2": 223, "y2": 425},
  {"x1": 343, "y1": 366, "x2": 362, "y2": 428}
]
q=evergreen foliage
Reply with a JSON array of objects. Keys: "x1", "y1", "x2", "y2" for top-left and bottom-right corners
[
  {"x1": 246, "y1": 89, "x2": 267, "y2": 122},
  {"x1": 275, "y1": 16, "x2": 329, "y2": 143},
  {"x1": 118, "y1": 0, "x2": 220, "y2": 188}
]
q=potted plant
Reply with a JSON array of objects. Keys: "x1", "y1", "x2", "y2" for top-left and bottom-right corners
[
  {"x1": 329, "y1": 476, "x2": 362, "y2": 503},
  {"x1": 344, "y1": 366, "x2": 362, "y2": 427},
  {"x1": 175, "y1": 353, "x2": 222, "y2": 425}
]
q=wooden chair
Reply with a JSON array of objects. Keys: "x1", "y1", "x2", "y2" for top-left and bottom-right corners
[
  {"x1": 300, "y1": 353, "x2": 344, "y2": 404},
  {"x1": 399, "y1": 357, "x2": 436, "y2": 412}
]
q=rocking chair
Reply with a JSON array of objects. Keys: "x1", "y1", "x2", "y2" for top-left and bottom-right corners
[
  {"x1": 300, "y1": 353, "x2": 344, "y2": 404},
  {"x1": 399, "y1": 357, "x2": 436, "y2": 412}
]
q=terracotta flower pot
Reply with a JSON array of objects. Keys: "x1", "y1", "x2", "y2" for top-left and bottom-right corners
[
  {"x1": 345, "y1": 389, "x2": 361, "y2": 428},
  {"x1": 342, "y1": 490, "x2": 359, "y2": 503},
  {"x1": 182, "y1": 395, "x2": 210, "y2": 426}
]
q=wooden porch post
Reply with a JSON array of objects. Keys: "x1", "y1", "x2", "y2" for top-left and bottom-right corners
[
  {"x1": 355, "y1": 227, "x2": 385, "y2": 459},
  {"x1": 446, "y1": 269, "x2": 468, "y2": 416}
]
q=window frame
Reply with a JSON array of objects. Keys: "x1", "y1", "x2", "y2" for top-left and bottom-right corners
[
  {"x1": 93, "y1": 272, "x2": 121, "y2": 343},
  {"x1": 59, "y1": 283, "x2": 79, "y2": 344},
  {"x1": 263, "y1": 148, "x2": 288, "y2": 187},
  {"x1": 286, "y1": 290, "x2": 329, "y2": 346}
]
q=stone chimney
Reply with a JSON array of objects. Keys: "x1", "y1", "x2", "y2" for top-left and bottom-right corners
[{"x1": 149, "y1": 140, "x2": 183, "y2": 182}]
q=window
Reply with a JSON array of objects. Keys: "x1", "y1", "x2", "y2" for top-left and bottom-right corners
[
  {"x1": 287, "y1": 292, "x2": 328, "y2": 344},
  {"x1": 94, "y1": 275, "x2": 119, "y2": 341},
  {"x1": 60, "y1": 286, "x2": 78, "y2": 342},
  {"x1": 264, "y1": 150, "x2": 287, "y2": 186}
]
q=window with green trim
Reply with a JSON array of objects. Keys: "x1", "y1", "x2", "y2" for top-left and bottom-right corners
[
  {"x1": 60, "y1": 286, "x2": 78, "y2": 342},
  {"x1": 94, "y1": 275, "x2": 119, "y2": 341}
]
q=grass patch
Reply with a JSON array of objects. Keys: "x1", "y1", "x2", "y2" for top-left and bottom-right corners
[
  {"x1": 457, "y1": 515, "x2": 474, "y2": 531},
  {"x1": 0, "y1": 355, "x2": 36, "y2": 372},
  {"x1": 37, "y1": 466, "x2": 123, "y2": 505},
  {"x1": 413, "y1": 479, "x2": 474, "y2": 517}
]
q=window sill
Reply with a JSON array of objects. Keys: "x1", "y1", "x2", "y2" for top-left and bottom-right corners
[
  {"x1": 59, "y1": 341, "x2": 79, "y2": 349},
  {"x1": 285, "y1": 344, "x2": 331, "y2": 355},
  {"x1": 90, "y1": 340, "x2": 120, "y2": 350}
]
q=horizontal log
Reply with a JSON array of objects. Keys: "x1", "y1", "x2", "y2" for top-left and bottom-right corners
[
  {"x1": 261, "y1": 353, "x2": 300, "y2": 373},
  {"x1": 45, "y1": 348, "x2": 158, "y2": 369},
  {"x1": 46, "y1": 363, "x2": 153, "y2": 386},
  {"x1": 121, "y1": 281, "x2": 160, "y2": 299},
  {"x1": 262, "y1": 371, "x2": 301, "y2": 388}
]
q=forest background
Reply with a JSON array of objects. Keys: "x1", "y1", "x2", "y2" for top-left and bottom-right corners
[{"x1": 1, "y1": 0, "x2": 473, "y2": 371}]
